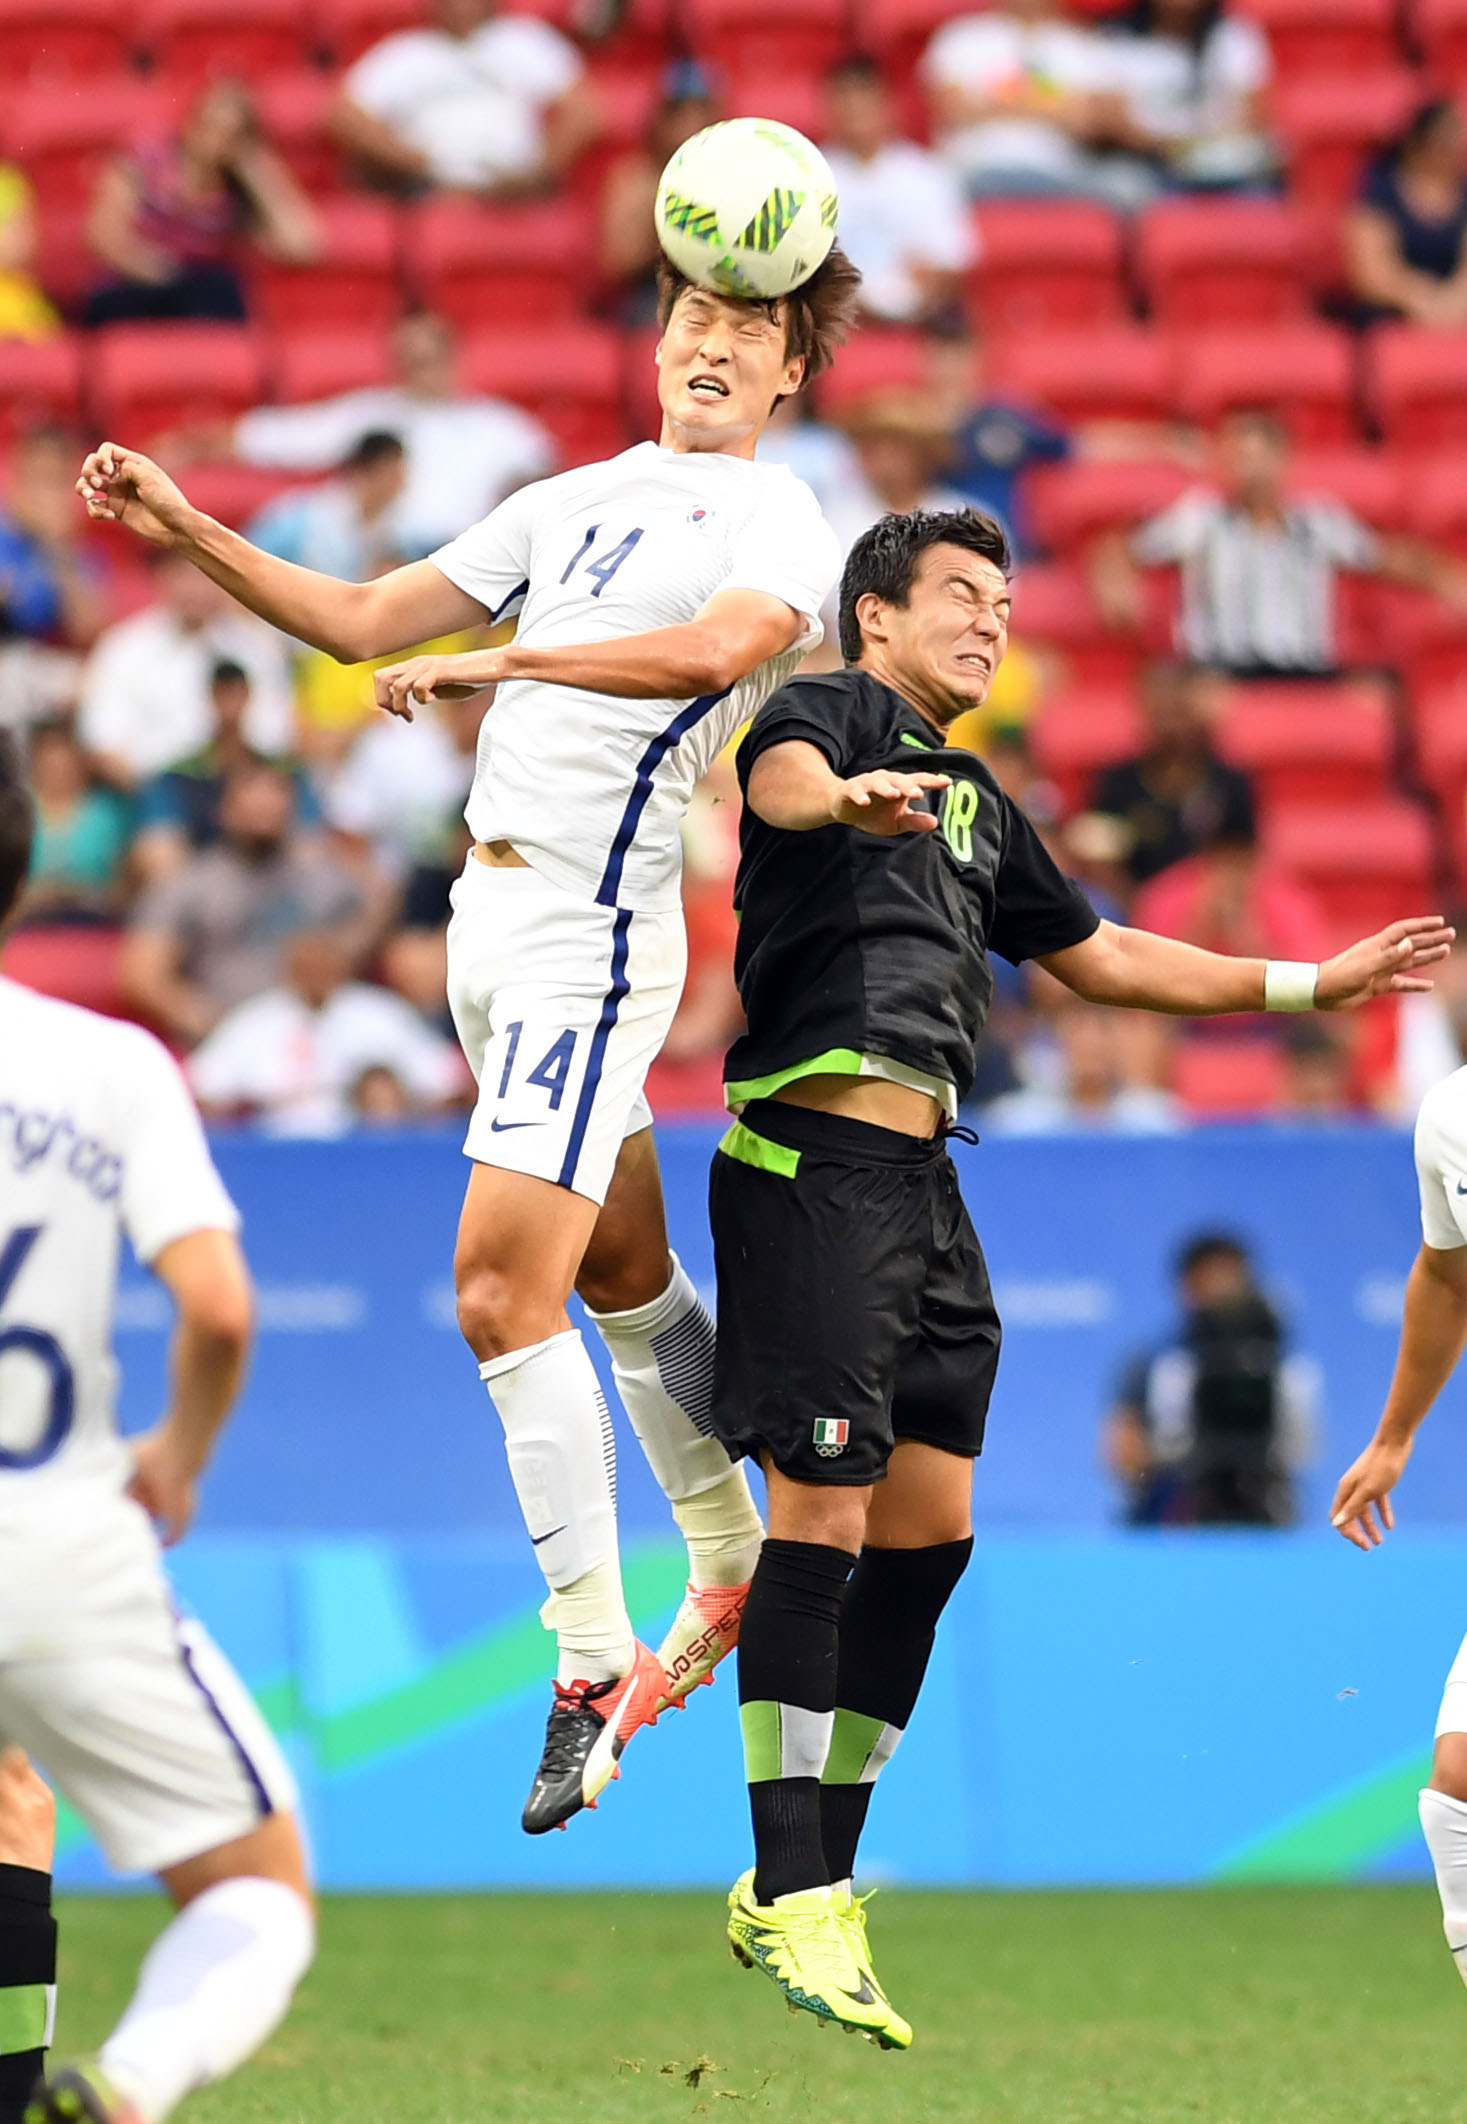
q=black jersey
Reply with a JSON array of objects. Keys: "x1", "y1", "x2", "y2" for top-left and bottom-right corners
[{"x1": 725, "y1": 668, "x2": 1100, "y2": 1106}]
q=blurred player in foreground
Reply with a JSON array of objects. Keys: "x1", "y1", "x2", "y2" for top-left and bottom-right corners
[
  {"x1": 77, "y1": 251, "x2": 862, "y2": 1835},
  {"x1": 711, "y1": 507, "x2": 1454, "y2": 2047},
  {"x1": 1332, "y1": 1052, "x2": 1467, "y2": 2000},
  {"x1": 0, "y1": 1751, "x2": 54, "y2": 2124},
  {"x1": 0, "y1": 737, "x2": 314, "y2": 2124}
]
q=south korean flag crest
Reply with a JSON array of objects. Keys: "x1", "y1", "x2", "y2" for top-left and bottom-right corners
[{"x1": 813, "y1": 1417, "x2": 849, "y2": 1458}]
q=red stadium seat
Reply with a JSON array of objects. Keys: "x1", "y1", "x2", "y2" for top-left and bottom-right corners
[
  {"x1": 815, "y1": 327, "x2": 929, "y2": 417},
  {"x1": 1029, "y1": 685, "x2": 1146, "y2": 811},
  {"x1": 460, "y1": 325, "x2": 628, "y2": 466},
  {"x1": 1372, "y1": 329, "x2": 1467, "y2": 448},
  {"x1": 1266, "y1": 798, "x2": 1434, "y2": 935},
  {"x1": 1411, "y1": 678, "x2": 1467, "y2": 886},
  {"x1": 0, "y1": 0, "x2": 132, "y2": 78},
  {"x1": 253, "y1": 196, "x2": 403, "y2": 335},
  {"x1": 141, "y1": 0, "x2": 314, "y2": 84},
  {"x1": 406, "y1": 199, "x2": 593, "y2": 332},
  {"x1": 1286, "y1": 446, "x2": 1405, "y2": 527},
  {"x1": 683, "y1": 0, "x2": 844, "y2": 81},
  {"x1": 1272, "y1": 73, "x2": 1422, "y2": 205},
  {"x1": 1024, "y1": 460, "x2": 1192, "y2": 556},
  {"x1": 850, "y1": 0, "x2": 959, "y2": 108},
  {"x1": 0, "y1": 927, "x2": 126, "y2": 1018},
  {"x1": 988, "y1": 327, "x2": 1173, "y2": 424},
  {"x1": 971, "y1": 202, "x2": 1127, "y2": 334},
  {"x1": 273, "y1": 329, "x2": 395, "y2": 402},
  {"x1": 1217, "y1": 678, "x2": 1394, "y2": 807},
  {"x1": 0, "y1": 337, "x2": 84, "y2": 443},
  {"x1": 725, "y1": 73, "x2": 825, "y2": 140},
  {"x1": 181, "y1": 461, "x2": 322, "y2": 527},
  {"x1": 252, "y1": 72, "x2": 342, "y2": 193},
  {"x1": 312, "y1": 0, "x2": 419, "y2": 65},
  {"x1": 89, "y1": 324, "x2": 269, "y2": 442},
  {"x1": 1005, "y1": 563, "x2": 1150, "y2": 687},
  {"x1": 1417, "y1": 0, "x2": 1467, "y2": 92},
  {"x1": 1234, "y1": 0, "x2": 1399, "y2": 78},
  {"x1": 6, "y1": 80, "x2": 179, "y2": 207},
  {"x1": 1405, "y1": 452, "x2": 1467, "y2": 558},
  {"x1": 1136, "y1": 199, "x2": 1310, "y2": 327},
  {"x1": 1173, "y1": 324, "x2": 1356, "y2": 444},
  {"x1": 1172, "y1": 1039, "x2": 1286, "y2": 1117},
  {"x1": 32, "y1": 203, "x2": 93, "y2": 311}
]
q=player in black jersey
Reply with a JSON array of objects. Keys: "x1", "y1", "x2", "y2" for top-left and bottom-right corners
[{"x1": 712, "y1": 507, "x2": 1455, "y2": 2047}]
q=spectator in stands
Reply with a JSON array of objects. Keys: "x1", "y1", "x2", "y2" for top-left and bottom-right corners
[
  {"x1": 921, "y1": 0, "x2": 1148, "y2": 207},
  {"x1": 824, "y1": 389, "x2": 971, "y2": 561},
  {"x1": 324, "y1": 692, "x2": 478, "y2": 922},
  {"x1": 133, "y1": 659, "x2": 321, "y2": 881},
  {"x1": 1133, "y1": 815, "x2": 1330, "y2": 963},
  {"x1": 1394, "y1": 924, "x2": 1467, "y2": 1113},
  {"x1": 121, "y1": 759, "x2": 375, "y2": 1046},
  {"x1": 84, "y1": 80, "x2": 319, "y2": 327},
  {"x1": 188, "y1": 927, "x2": 464, "y2": 1136},
  {"x1": 822, "y1": 55, "x2": 976, "y2": 332},
  {"x1": 0, "y1": 429, "x2": 108, "y2": 651},
  {"x1": 1278, "y1": 1018, "x2": 1355, "y2": 1118},
  {"x1": 1344, "y1": 100, "x2": 1467, "y2": 327},
  {"x1": 19, "y1": 719, "x2": 131, "y2": 924},
  {"x1": 598, "y1": 62, "x2": 720, "y2": 326},
  {"x1": 1105, "y1": 1230, "x2": 1317, "y2": 1525},
  {"x1": 329, "y1": 0, "x2": 599, "y2": 198},
  {"x1": 985, "y1": 995, "x2": 1182, "y2": 1131},
  {"x1": 247, "y1": 432, "x2": 407, "y2": 580},
  {"x1": 1092, "y1": 659, "x2": 1256, "y2": 887},
  {"x1": 0, "y1": 166, "x2": 60, "y2": 343},
  {"x1": 1091, "y1": 408, "x2": 1467, "y2": 675},
  {"x1": 1103, "y1": 0, "x2": 1276, "y2": 193},
  {"x1": 228, "y1": 312, "x2": 555, "y2": 555},
  {"x1": 79, "y1": 553, "x2": 295, "y2": 788}
]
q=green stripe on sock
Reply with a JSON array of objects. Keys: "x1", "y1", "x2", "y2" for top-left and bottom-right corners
[
  {"x1": 718, "y1": 1121, "x2": 801, "y2": 1179},
  {"x1": 0, "y1": 1985, "x2": 50, "y2": 2055},
  {"x1": 822, "y1": 1707, "x2": 889, "y2": 1785},
  {"x1": 741, "y1": 1700, "x2": 784, "y2": 1783}
]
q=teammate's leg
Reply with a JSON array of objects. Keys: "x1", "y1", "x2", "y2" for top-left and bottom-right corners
[
  {"x1": 0, "y1": 1752, "x2": 55, "y2": 2124},
  {"x1": 578, "y1": 1129, "x2": 763, "y2": 1702}
]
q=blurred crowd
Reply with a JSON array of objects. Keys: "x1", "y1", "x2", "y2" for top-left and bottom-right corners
[{"x1": 5, "y1": 0, "x2": 1467, "y2": 1129}]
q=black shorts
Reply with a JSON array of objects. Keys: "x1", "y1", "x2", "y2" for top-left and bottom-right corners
[{"x1": 708, "y1": 1099, "x2": 1002, "y2": 1487}]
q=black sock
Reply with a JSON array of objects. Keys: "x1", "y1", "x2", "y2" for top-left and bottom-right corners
[
  {"x1": 737, "y1": 1537, "x2": 856, "y2": 1904},
  {"x1": 0, "y1": 1865, "x2": 55, "y2": 2124},
  {"x1": 821, "y1": 1539, "x2": 974, "y2": 1884}
]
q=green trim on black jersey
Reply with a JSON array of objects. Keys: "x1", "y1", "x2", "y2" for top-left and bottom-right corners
[
  {"x1": 724, "y1": 1048, "x2": 868, "y2": 1109},
  {"x1": 718, "y1": 1120, "x2": 802, "y2": 1179},
  {"x1": 0, "y1": 1983, "x2": 52, "y2": 2054},
  {"x1": 899, "y1": 729, "x2": 939, "y2": 749}
]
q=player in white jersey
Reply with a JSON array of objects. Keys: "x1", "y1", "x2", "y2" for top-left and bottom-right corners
[
  {"x1": 77, "y1": 250, "x2": 864, "y2": 1832},
  {"x1": 0, "y1": 744, "x2": 314, "y2": 2124},
  {"x1": 1332, "y1": 1057, "x2": 1467, "y2": 2000}
]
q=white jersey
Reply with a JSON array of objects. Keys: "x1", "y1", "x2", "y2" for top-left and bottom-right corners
[
  {"x1": 1416, "y1": 1065, "x2": 1467, "y2": 1252},
  {"x1": 432, "y1": 441, "x2": 840, "y2": 913},
  {"x1": 0, "y1": 979, "x2": 239, "y2": 1519}
]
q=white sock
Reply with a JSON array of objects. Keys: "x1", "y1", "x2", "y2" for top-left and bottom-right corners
[
  {"x1": 480, "y1": 1329, "x2": 635, "y2": 1686},
  {"x1": 99, "y1": 1877, "x2": 314, "y2": 2123},
  {"x1": 1421, "y1": 1786, "x2": 1467, "y2": 1985},
  {"x1": 585, "y1": 1254, "x2": 763, "y2": 1587}
]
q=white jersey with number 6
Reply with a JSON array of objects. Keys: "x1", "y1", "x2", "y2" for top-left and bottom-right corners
[
  {"x1": 431, "y1": 441, "x2": 841, "y2": 913},
  {"x1": 0, "y1": 977, "x2": 239, "y2": 1519}
]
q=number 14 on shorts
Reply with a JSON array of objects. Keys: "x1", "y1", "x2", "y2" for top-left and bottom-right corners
[{"x1": 489, "y1": 1019, "x2": 580, "y2": 1132}]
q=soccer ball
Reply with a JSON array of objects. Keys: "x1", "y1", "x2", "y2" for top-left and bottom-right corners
[{"x1": 655, "y1": 117, "x2": 838, "y2": 301}]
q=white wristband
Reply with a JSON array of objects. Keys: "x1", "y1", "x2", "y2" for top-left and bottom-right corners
[{"x1": 1264, "y1": 960, "x2": 1319, "y2": 1012}]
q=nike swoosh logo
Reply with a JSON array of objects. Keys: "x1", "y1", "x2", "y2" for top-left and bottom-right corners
[
  {"x1": 841, "y1": 1978, "x2": 879, "y2": 2005},
  {"x1": 490, "y1": 1117, "x2": 544, "y2": 1132},
  {"x1": 530, "y1": 1525, "x2": 567, "y2": 1547},
  {"x1": 1457, "y1": 1181, "x2": 1467, "y2": 1195}
]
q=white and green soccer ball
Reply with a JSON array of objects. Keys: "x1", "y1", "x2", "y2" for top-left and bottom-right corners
[{"x1": 655, "y1": 116, "x2": 839, "y2": 301}]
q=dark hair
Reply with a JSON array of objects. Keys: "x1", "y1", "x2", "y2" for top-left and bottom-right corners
[
  {"x1": 1386, "y1": 97, "x2": 1460, "y2": 172},
  {"x1": 837, "y1": 507, "x2": 1012, "y2": 665},
  {"x1": 826, "y1": 52, "x2": 885, "y2": 88},
  {"x1": 209, "y1": 658, "x2": 249, "y2": 690},
  {"x1": 342, "y1": 429, "x2": 405, "y2": 474},
  {"x1": 1112, "y1": 0, "x2": 1222, "y2": 52},
  {"x1": 655, "y1": 245, "x2": 863, "y2": 393},
  {"x1": 0, "y1": 731, "x2": 35, "y2": 927},
  {"x1": 1177, "y1": 1231, "x2": 1251, "y2": 1279}
]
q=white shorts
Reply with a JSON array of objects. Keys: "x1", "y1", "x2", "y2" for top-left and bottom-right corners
[
  {"x1": 446, "y1": 855, "x2": 686, "y2": 1207},
  {"x1": 1438, "y1": 1630, "x2": 1467, "y2": 1737},
  {"x1": 0, "y1": 1492, "x2": 297, "y2": 1876}
]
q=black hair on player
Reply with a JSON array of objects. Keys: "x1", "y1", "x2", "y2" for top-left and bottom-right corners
[
  {"x1": 655, "y1": 245, "x2": 863, "y2": 390},
  {"x1": 838, "y1": 507, "x2": 1012, "y2": 665},
  {"x1": 0, "y1": 731, "x2": 34, "y2": 929}
]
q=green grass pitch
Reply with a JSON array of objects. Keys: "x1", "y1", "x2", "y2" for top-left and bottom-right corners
[{"x1": 54, "y1": 1887, "x2": 1467, "y2": 2123}]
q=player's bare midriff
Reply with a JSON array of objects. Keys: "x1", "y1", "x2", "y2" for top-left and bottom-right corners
[
  {"x1": 473, "y1": 840, "x2": 530, "y2": 869},
  {"x1": 770, "y1": 1073, "x2": 944, "y2": 1139}
]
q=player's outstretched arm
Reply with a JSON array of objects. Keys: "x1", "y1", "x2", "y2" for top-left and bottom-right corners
[
  {"x1": 128, "y1": 1228, "x2": 254, "y2": 1546},
  {"x1": 745, "y1": 739, "x2": 949, "y2": 835},
  {"x1": 373, "y1": 588, "x2": 805, "y2": 719},
  {"x1": 1332, "y1": 1241, "x2": 1467, "y2": 1550},
  {"x1": 1040, "y1": 915, "x2": 1455, "y2": 1015},
  {"x1": 77, "y1": 443, "x2": 484, "y2": 661}
]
